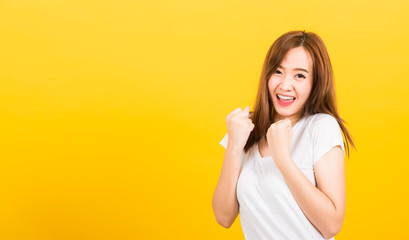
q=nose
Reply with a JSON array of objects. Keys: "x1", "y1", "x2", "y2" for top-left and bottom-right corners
[{"x1": 279, "y1": 74, "x2": 293, "y2": 91}]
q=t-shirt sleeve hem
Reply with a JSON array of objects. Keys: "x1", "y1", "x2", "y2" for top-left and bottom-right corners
[
  {"x1": 311, "y1": 114, "x2": 346, "y2": 166},
  {"x1": 219, "y1": 132, "x2": 245, "y2": 167},
  {"x1": 219, "y1": 132, "x2": 228, "y2": 149},
  {"x1": 313, "y1": 142, "x2": 345, "y2": 166}
]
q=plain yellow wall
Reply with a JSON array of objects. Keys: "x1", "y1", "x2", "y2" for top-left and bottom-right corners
[{"x1": 0, "y1": 0, "x2": 408, "y2": 239}]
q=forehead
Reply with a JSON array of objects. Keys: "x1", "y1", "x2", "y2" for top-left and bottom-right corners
[{"x1": 279, "y1": 47, "x2": 313, "y2": 71}]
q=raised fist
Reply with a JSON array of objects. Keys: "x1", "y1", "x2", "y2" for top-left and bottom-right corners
[{"x1": 225, "y1": 106, "x2": 255, "y2": 152}]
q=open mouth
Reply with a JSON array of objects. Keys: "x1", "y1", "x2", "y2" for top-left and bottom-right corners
[
  {"x1": 276, "y1": 94, "x2": 295, "y2": 106},
  {"x1": 277, "y1": 94, "x2": 295, "y2": 101}
]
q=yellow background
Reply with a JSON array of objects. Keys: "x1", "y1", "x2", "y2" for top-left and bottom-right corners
[{"x1": 0, "y1": 0, "x2": 408, "y2": 239}]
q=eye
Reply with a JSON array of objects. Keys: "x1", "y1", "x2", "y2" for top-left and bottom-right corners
[
  {"x1": 275, "y1": 70, "x2": 282, "y2": 74},
  {"x1": 295, "y1": 74, "x2": 305, "y2": 79}
]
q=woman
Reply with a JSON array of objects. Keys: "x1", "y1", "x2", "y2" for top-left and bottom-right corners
[{"x1": 212, "y1": 30, "x2": 355, "y2": 240}]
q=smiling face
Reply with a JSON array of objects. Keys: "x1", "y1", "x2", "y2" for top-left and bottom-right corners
[{"x1": 268, "y1": 46, "x2": 313, "y2": 125}]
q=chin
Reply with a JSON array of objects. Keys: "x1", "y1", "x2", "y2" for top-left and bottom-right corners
[{"x1": 274, "y1": 107, "x2": 297, "y2": 118}]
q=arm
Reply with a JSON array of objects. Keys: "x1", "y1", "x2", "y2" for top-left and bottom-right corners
[
  {"x1": 276, "y1": 146, "x2": 346, "y2": 239},
  {"x1": 212, "y1": 145, "x2": 242, "y2": 228}
]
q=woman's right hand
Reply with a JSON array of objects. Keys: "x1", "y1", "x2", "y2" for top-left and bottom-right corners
[{"x1": 225, "y1": 106, "x2": 255, "y2": 153}]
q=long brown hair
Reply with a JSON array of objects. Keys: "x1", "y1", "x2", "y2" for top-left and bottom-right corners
[{"x1": 244, "y1": 30, "x2": 356, "y2": 158}]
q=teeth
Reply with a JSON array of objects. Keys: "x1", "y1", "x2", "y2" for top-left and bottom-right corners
[{"x1": 277, "y1": 94, "x2": 295, "y2": 100}]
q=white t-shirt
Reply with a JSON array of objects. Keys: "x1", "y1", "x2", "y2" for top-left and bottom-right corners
[{"x1": 219, "y1": 113, "x2": 345, "y2": 240}]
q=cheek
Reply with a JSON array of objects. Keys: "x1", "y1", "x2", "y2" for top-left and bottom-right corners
[
  {"x1": 303, "y1": 83, "x2": 313, "y2": 98},
  {"x1": 298, "y1": 84, "x2": 312, "y2": 102},
  {"x1": 267, "y1": 77, "x2": 279, "y2": 92},
  {"x1": 267, "y1": 82, "x2": 276, "y2": 101}
]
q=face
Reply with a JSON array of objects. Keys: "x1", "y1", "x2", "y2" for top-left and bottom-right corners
[{"x1": 268, "y1": 46, "x2": 313, "y2": 124}]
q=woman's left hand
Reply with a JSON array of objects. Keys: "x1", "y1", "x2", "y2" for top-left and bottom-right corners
[{"x1": 266, "y1": 118, "x2": 293, "y2": 168}]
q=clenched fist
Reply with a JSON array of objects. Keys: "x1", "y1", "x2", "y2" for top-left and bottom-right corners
[
  {"x1": 266, "y1": 118, "x2": 293, "y2": 167},
  {"x1": 225, "y1": 106, "x2": 255, "y2": 153}
]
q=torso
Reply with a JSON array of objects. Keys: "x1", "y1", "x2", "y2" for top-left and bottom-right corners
[{"x1": 234, "y1": 114, "x2": 342, "y2": 240}]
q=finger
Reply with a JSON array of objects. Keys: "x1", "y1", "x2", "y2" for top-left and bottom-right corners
[
  {"x1": 226, "y1": 107, "x2": 242, "y2": 119},
  {"x1": 245, "y1": 119, "x2": 253, "y2": 124},
  {"x1": 236, "y1": 106, "x2": 251, "y2": 117}
]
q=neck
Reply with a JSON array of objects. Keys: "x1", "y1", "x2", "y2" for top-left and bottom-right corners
[{"x1": 273, "y1": 114, "x2": 302, "y2": 127}]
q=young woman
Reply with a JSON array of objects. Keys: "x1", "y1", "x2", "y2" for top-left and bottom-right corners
[{"x1": 212, "y1": 31, "x2": 355, "y2": 240}]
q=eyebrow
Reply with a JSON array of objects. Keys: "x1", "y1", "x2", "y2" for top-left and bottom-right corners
[{"x1": 278, "y1": 65, "x2": 309, "y2": 73}]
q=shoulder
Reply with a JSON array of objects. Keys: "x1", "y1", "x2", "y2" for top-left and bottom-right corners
[
  {"x1": 308, "y1": 113, "x2": 338, "y2": 126},
  {"x1": 305, "y1": 114, "x2": 346, "y2": 163},
  {"x1": 306, "y1": 113, "x2": 340, "y2": 134}
]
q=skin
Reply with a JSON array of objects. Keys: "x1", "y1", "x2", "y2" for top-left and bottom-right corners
[
  {"x1": 212, "y1": 106, "x2": 253, "y2": 228},
  {"x1": 213, "y1": 46, "x2": 345, "y2": 238},
  {"x1": 259, "y1": 46, "x2": 346, "y2": 238}
]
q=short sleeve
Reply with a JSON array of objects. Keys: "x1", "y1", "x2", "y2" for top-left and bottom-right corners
[
  {"x1": 310, "y1": 114, "x2": 345, "y2": 166},
  {"x1": 219, "y1": 132, "x2": 245, "y2": 167},
  {"x1": 219, "y1": 133, "x2": 228, "y2": 149}
]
